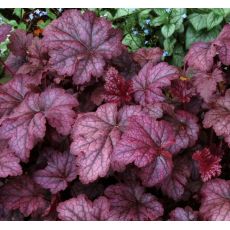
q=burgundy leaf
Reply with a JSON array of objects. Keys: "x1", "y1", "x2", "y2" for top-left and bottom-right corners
[
  {"x1": 0, "y1": 140, "x2": 22, "y2": 178},
  {"x1": 19, "y1": 38, "x2": 49, "y2": 78},
  {"x1": 105, "y1": 183, "x2": 163, "y2": 220},
  {"x1": 193, "y1": 68, "x2": 224, "y2": 103},
  {"x1": 57, "y1": 195, "x2": 110, "y2": 220},
  {"x1": 133, "y1": 62, "x2": 179, "y2": 105},
  {"x1": 170, "y1": 78, "x2": 195, "y2": 103},
  {"x1": 192, "y1": 147, "x2": 221, "y2": 182},
  {"x1": 0, "y1": 24, "x2": 11, "y2": 43},
  {"x1": 70, "y1": 103, "x2": 142, "y2": 184},
  {"x1": 169, "y1": 206, "x2": 198, "y2": 221},
  {"x1": 213, "y1": 24, "x2": 230, "y2": 65},
  {"x1": 160, "y1": 157, "x2": 191, "y2": 201},
  {"x1": 133, "y1": 47, "x2": 163, "y2": 67},
  {"x1": 104, "y1": 67, "x2": 133, "y2": 105},
  {"x1": 113, "y1": 115, "x2": 175, "y2": 168},
  {"x1": 138, "y1": 150, "x2": 173, "y2": 187},
  {"x1": 8, "y1": 29, "x2": 33, "y2": 57},
  {"x1": 0, "y1": 112, "x2": 46, "y2": 162},
  {"x1": 110, "y1": 46, "x2": 139, "y2": 79},
  {"x1": 0, "y1": 176, "x2": 48, "y2": 217},
  {"x1": 203, "y1": 89, "x2": 230, "y2": 147},
  {"x1": 0, "y1": 88, "x2": 78, "y2": 161},
  {"x1": 185, "y1": 42, "x2": 216, "y2": 72},
  {"x1": 200, "y1": 179, "x2": 230, "y2": 220},
  {"x1": 43, "y1": 9, "x2": 122, "y2": 85},
  {"x1": 0, "y1": 74, "x2": 41, "y2": 118},
  {"x1": 167, "y1": 110, "x2": 199, "y2": 154},
  {"x1": 34, "y1": 149, "x2": 78, "y2": 194}
]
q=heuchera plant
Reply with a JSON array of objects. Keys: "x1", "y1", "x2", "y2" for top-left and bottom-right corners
[{"x1": 0, "y1": 9, "x2": 230, "y2": 221}]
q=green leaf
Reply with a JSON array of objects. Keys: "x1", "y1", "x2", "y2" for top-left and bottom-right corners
[
  {"x1": 212, "y1": 9, "x2": 225, "y2": 16},
  {"x1": 138, "y1": 9, "x2": 152, "y2": 26},
  {"x1": 170, "y1": 8, "x2": 186, "y2": 30},
  {"x1": 223, "y1": 8, "x2": 230, "y2": 17},
  {"x1": 17, "y1": 22, "x2": 27, "y2": 30},
  {"x1": 122, "y1": 33, "x2": 143, "y2": 51},
  {"x1": 186, "y1": 26, "x2": 220, "y2": 49},
  {"x1": 151, "y1": 14, "x2": 167, "y2": 26},
  {"x1": 163, "y1": 38, "x2": 176, "y2": 55},
  {"x1": 13, "y1": 9, "x2": 25, "y2": 19},
  {"x1": 37, "y1": 19, "x2": 51, "y2": 29},
  {"x1": 207, "y1": 12, "x2": 223, "y2": 30},
  {"x1": 99, "y1": 10, "x2": 113, "y2": 20},
  {"x1": 113, "y1": 8, "x2": 136, "y2": 19},
  {"x1": 161, "y1": 24, "x2": 175, "y2": 38},
  {"x1": 153, "y1": 9, "x2": 166, "y2": 16},
  {"x1": 171, "y1": 45, "x2": 185, "y2": 67},
  {"x1": 46, "y1": 9, "x2": 57, "y2": 20},
  {"x1": 188, "y1": 13, "x2": 207, "y2": 31}
]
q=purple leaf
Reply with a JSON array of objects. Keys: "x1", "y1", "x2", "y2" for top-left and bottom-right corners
[
  {"x1": 0, "y1": 24, "x2": 11, "y2": 43},
  {"x1": 185, "y1": 42, "x2": 216, "y2": 72},
  {"x1": 138, "y1": 150, "x2": 173, "y2": 187},
  {"x1": 57, "y1": 195, "x2": 110, "y2": 220},
  {"x1": 70, "y1": 103, "x2": 142, "y2": 184},
  {"x1": 0, "y1": 140, "x2": 22, "y2": 178},
  {"x1": 169, "y1": 206, "x2": 198, "y2": 221},
  {"x1": 133, "y1": 62, "x2": 179, "y2": 105},
  {"x1": 0, "y1": 176, "x2": 48, "y2": 217},
  {"x1": 200, "y1": 179, "x2": 230, "y2": 220},
  {"x1": 34, "y1": 149, "x2": 78, "y2": 194},
  {"x1": 43, "y1": 9, "x2": 122, "y2": 85},
  {"x1": 0, "y1": 88, "x2": 78, "y2": 161},
  {"x1": 105, "y1": 183, "x2": 163, "y2": 220},
  {"x1": 113, "y1": 115, "x2": 175, "y2": 168}
]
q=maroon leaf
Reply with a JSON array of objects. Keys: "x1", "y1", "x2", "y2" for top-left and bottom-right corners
[
  {"x1": 113, "y1": 115, "x2": 175, "y2": 168},
  {"x1": 0, "y1": 74, "x2": 41, "y2": 118},
  {"x1": 8, "y1": 29, "x2": 33, "y2": 57},
  {"x1": 185, "y1": 42, "x2": 216, "y2": 72},
  {"x1": 0, "y1": 24, "x2": 11, "y2": 43},
  {"x1": 0, "y1": 176, "x2": 48, "y2": 217},
  {"x1": 167, "y1": 110, "x2": 199, "y2": 154},
  {"x1": 138, "y1": 150, "x2": 173, "y2": 187},
  {"x1": 34, "y1": 149, "x2": 78, "y2": 194},
  {"x1": 0, "y1": 140, "x2": 22, "y2": 178},
  {"x1": 19, "y1": 38, "x2": 49, "y2": 78},
  {"x1": 43, "y1": 9, "x2": 122, "y2": 85},
  {"x1": 0, "y1": 88, "x2": 78, "y2": 161},
  {"x1": 0, "y1": 112, "x2": 46, "y2": 162},
  {"x1": 133, "y1": 47, "x2": 163, "y2": 67},
  {"x1": 110, "y1": 46, "x2": 139, "y2": 79},
  {"x1": 203, "y1": 89, "x2": 230, "y2": 146},
  {"x1": 193, "y1": 68, "x2": 224, "y2": 103},
  {"x1": 57, "y1": 195, "x2": 110, "y2": 220},
  {"x1": 105, "y1": 183, "x2": 163, "y2": 220},
  {"x1": 160, "y1": 157, "x2": 191, "y2": 201},
  {"x1": 213, "y1": 24, "x2": 230, "y2": 65},
  {"x1": 192, "y1": 147, "x2": 221, "y2": 182},
  {"x1": 200, "y1": 179, "x2": 230, "y2": 220},
  {"x1": 70, "y1": 103, "x2": 142, "y2": 184},
  {"x1": 169, "y1": 206, "x2": 198, "y2": 221},
  {"x1": 133, "y1": 62, "x2": 179, "y2": 105},
  {"x1": 104, "y1": 67, "x2": 133, "y2": 105},
  {"x1": 170, "y1": 79, "x2": 195, "y2": 103}
]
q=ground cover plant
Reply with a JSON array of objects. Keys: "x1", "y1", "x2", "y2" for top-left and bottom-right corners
[{"x1": 0, "y1": 8, "x2": 230, "y2": 221}]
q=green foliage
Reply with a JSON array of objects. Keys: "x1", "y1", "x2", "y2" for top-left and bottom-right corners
[{"x1": 91, "y1": 8, "x2": 229, "y2": 67}]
